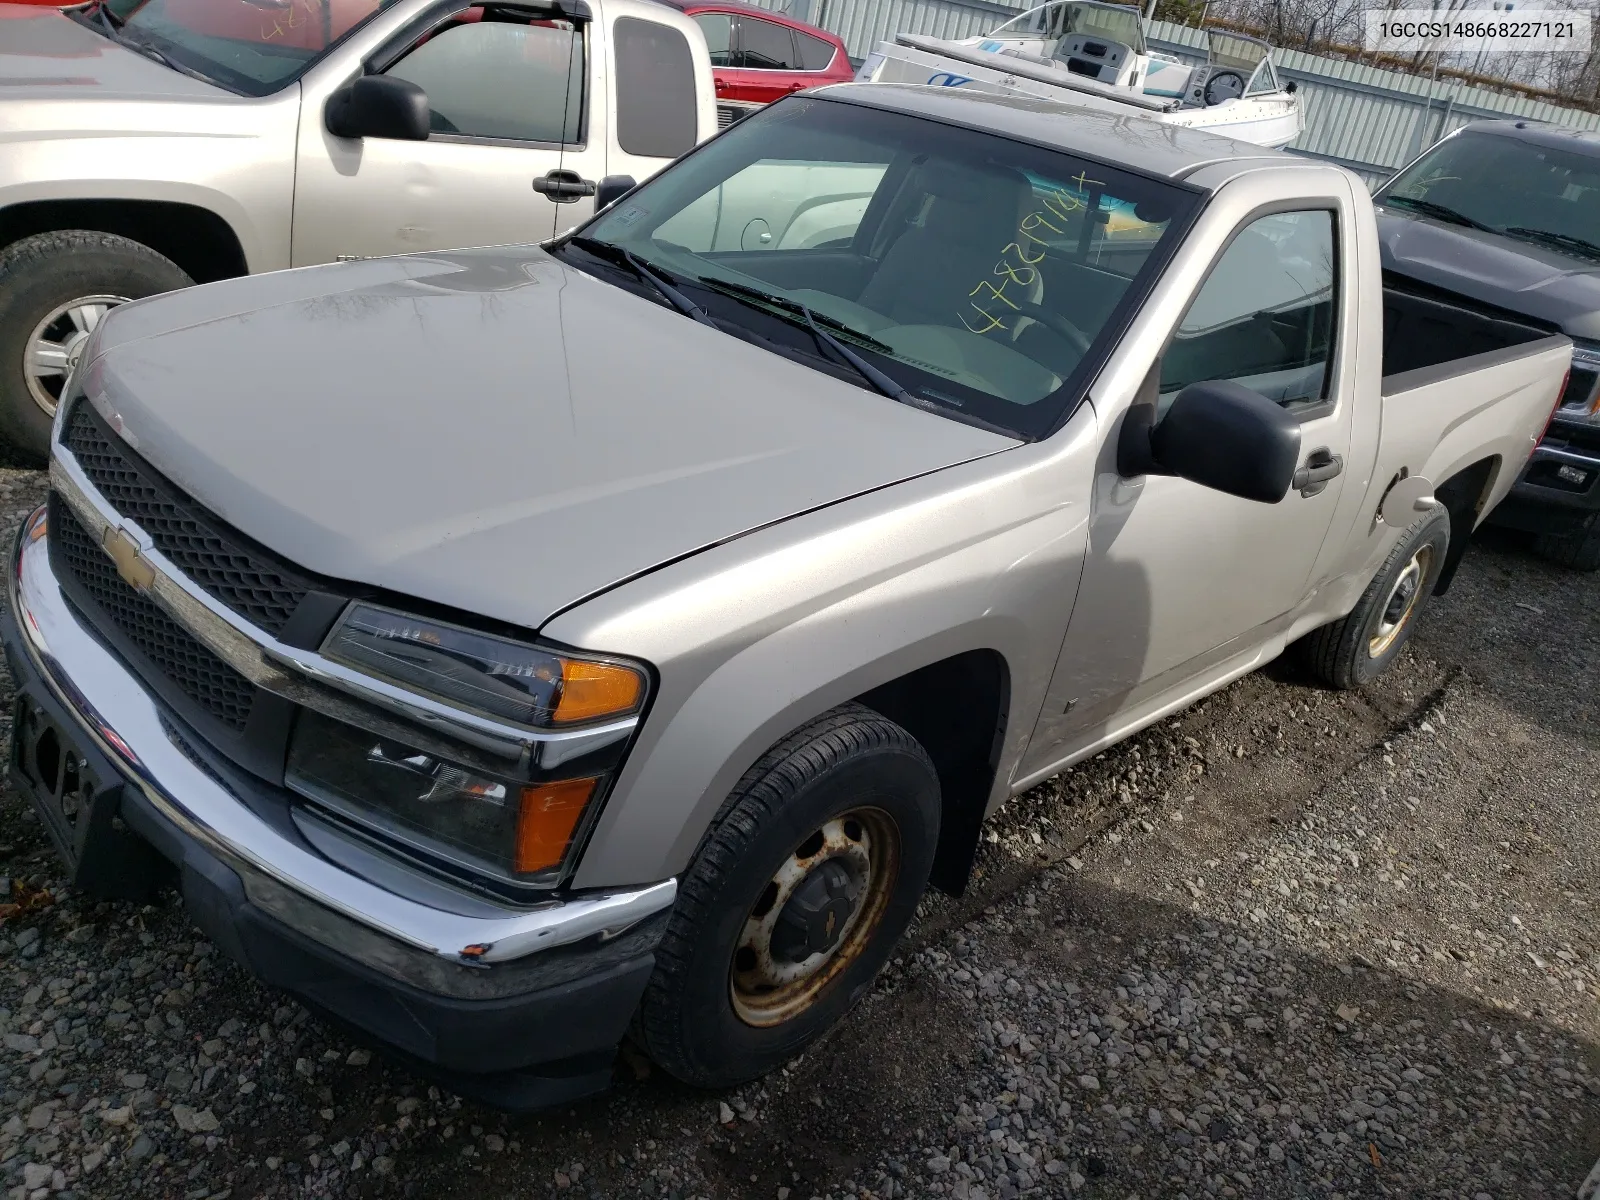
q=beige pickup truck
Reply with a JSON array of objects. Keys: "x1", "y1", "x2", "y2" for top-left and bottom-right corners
[
  {"x1": 3, "y1": 85, "x2": 1570, "y2": 1108},
  {"x1": 0, "y1": 0, "x2": 715, "y2": 460}
]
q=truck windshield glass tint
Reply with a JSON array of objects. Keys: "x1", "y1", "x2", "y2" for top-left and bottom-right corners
[
  {"x1": 578, "y1": 97, "x2": 1198, "y2": 439},
  {"x1": 1381, "y1": 132, "x2": 1600, "y2": 260},
  {"x1": 97, "y1": 0, "x2": 407, "y2": 96}
]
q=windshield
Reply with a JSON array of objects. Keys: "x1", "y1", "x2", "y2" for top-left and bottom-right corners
[
  {"x1": 1377, "y1": 130, "x2": 1600, "y2": 261},
  {"x1": 987, "y1": 1, "x2": 1145, "y2": 53},
  {"x1": 94, "y1": 0, "x2": 404, "y2": 95},
  {"x1": 568, "y1": 97, "x2": 1197, "y2": 439}
]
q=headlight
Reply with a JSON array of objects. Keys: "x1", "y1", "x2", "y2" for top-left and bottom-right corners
[
  {"x1": 293, "y1": 605, "x2": 648, "y2": 888},
  {"x1": 1562, "y1": 341, "x2": 1600, "y2": 422},
  {"x1": 322, "y1": 603, "x2": 645, "y2": 729},
  {"x1": 286, "y1": 709, "x2": 602, "y2": 886}
]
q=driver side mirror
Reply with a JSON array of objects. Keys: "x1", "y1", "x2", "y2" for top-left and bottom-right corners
[
  {"x1": 326, "y1": 75, "x2": 431, "y2": 141},
  {"x1": 595, "y1": 175, "x2": 637, "y2": 212},
  {"x1": 1118, "y1": 378, "x2": 1302, "y2": 504}
]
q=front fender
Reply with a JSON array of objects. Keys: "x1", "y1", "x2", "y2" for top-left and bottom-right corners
[
  {"x1": 0, "y1": 93, "x2": 301, "y2": 271},
  {"x1": 547, "y1": 406, "x2": 1100, "y2": 890}
]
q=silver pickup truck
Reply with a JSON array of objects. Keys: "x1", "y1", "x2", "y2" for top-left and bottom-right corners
[
  {"x1": 1, "y1": 84, "x2": 1569, "y2": 1109},
  {"x1": 0, "y1": 0, "x2": 715, "y2": 461}
]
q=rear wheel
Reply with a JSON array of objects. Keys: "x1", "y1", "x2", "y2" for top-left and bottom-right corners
[
  {"x1": 636, "y1": 703, "x2": 939, "y2": 1089},
  {"x1": 0, "y1": 231, "x2": 192, "y2": 463},
  {"x1": 1533, "y1": 512, "x2": 1600, "y2": 572},
  {"x1": 1302, "y1": 508, "x2": 1451, "y2": 689}
]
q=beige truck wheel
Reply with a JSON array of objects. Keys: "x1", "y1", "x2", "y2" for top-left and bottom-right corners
[
  {"x1": 636, "y1": 702, "x2": 940, "y2": 1089},
  {"x1": 0, "y1": 231, "x2": 192, "y2": 464},
  {"x1": 1302, "y1": 508, "x2": 1451, "y2": 689}
]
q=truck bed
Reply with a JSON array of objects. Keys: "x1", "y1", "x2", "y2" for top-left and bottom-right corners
[{"x1": 1381, "y1": 280, "x2": 1551, "y2": 382}]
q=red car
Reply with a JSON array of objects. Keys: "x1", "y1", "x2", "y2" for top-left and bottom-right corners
[{"x1": 651, "y1": 0, "x2": 853, "y2": 126}]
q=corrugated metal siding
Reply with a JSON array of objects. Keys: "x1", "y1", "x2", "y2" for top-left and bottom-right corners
[{"x1": 750, "y1": 0, "x2": 1600, "y2": 185}]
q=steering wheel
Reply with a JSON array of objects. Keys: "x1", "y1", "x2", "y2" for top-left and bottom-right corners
[
  {"x1": 1204, "y1": 69, "x2": 1246, "y2": 105},
  {"x1": 1010, "y1": 301, "x2": 1092, "y2": 357}
]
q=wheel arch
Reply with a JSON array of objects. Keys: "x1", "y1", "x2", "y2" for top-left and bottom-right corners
[
  {"x1": 0, "y1": 198, "x2": 252, "y2": 284},
  {"x1": 853, "y1": 649, "x2": 1010, "y2": 896},
  {"x1": 1431, "y1": 455, "x2": 1500, "y2": 596}
]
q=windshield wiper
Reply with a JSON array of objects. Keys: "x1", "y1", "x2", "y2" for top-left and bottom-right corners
[
  {"x1": 1503, "y1": 227, "x2": 1600, "y2": 262},
  {"x1": 696, "y1": 276, "x2": 910, "y2": 403},
  {"x1": 88, "y1": 1, "x2": 123, "y2": 31},
  {"x1": 696, "y1": 276, "x2": 896, "y2": 355},
  {"x1": 1383, "y1": 195, "x2": 1495, "y2": 233},
  {"x1": 565, "y1": 237, "x2": 716, "y2": 328}
]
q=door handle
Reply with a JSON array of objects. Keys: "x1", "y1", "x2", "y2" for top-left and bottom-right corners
[
  {"x1": 533, "y1": 170, "x2": 597, "y2": 203},
  {"x1": 1293, "y1": 447, "x2": 1344, "y2": 497}
]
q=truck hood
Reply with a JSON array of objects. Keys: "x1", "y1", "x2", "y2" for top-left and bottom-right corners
[
  {"x1": 1376, "y1": 206, "x2": 1600, "y2": 341},
  {"x1": 80, "y1": 246, "x2": 1018, "y2": 631},
  {"x1": 0, "y1": 5, "x2": 228, "y2": 104}
]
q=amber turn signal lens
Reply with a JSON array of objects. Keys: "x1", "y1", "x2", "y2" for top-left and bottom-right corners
[
  {"x1": 553, "y1": 658, "x2": 643, "y2": 724},
  {"x1": 514, "y1": 777, "x2": 598, "y2": 874}
]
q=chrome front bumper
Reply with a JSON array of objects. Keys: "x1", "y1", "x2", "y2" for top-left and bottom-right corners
[{"x1": 7, "y1": 508, "x2": 676, "y2": 997}]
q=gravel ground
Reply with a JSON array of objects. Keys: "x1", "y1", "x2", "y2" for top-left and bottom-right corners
[{"x1": 0, "y1": 457, "x2": 1593, "y2": 1200}]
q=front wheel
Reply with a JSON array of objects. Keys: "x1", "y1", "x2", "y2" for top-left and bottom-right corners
[
  {"x1": 636, "y1": 703, "x2": 940, "y2": 1090},
  {"x1": 1301, "y1": 507, "x2": 1451, "y2": 689},
  {"x1": 0, "y1": 231, "x2": 193, "y2": 463}
]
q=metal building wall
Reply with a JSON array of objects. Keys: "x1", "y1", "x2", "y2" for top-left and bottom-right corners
[{"x1": 745, "y1": 0, "x2": 1600, "y2": 186}]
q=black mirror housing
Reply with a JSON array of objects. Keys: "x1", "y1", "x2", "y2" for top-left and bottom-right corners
[
  {"x1": 594, "y1": 175, "x2": 637, "y2": 212},
  {"x1": 1148, "y1": 379, "x2": 1302, "y2": 503},
  {"x1": 326, "y1": 75, "x2": 431, "y2": 141}
]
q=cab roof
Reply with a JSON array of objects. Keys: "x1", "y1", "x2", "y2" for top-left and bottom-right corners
[{"x1": 812, "y1": 83, "x2": 1294, "y2": 181}]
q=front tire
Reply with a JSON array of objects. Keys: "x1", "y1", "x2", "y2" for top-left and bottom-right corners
[
  {"x1": 0, "y1": 231, "x2": 193, "y2": 463},
  {"x1": 1302, "y1": 507, "x2": 1451, "y2": 689},
  {"x1": 637, "y1": 703, "x2": 940, "y2": 1090}
]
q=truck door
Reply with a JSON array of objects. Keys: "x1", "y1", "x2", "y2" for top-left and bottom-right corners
[
  {"x1": 1024, "y1": 199, "x2": 1360, "y2": 770},
  {"x1": 290, "y1": 2, "x2": 604, "y2": 264}
]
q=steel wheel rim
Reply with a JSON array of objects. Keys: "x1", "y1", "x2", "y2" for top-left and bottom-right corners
[
  {"x1": 1368, "y1": 544, "x2": 1434, "y2": 658},
  {"x1": 23, "y1": 295, "x2": 129, "y2": 418},
  {"x1": 730, "y1": 807, "x2": 900, "y2": 1028}
]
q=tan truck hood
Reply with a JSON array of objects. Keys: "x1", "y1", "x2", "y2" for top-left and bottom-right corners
[{"x1": 79, "y1": 245, "x2": 1018, "y2": 631}]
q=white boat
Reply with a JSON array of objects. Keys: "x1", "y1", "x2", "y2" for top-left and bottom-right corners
[{"x1": 854, "y1": 0, "x2": 1304, "y2": 149}]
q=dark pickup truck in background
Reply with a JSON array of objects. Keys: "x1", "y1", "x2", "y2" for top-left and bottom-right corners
[{"x1": 1373, "y1": 119, "x2": 1600, "y2": 570}]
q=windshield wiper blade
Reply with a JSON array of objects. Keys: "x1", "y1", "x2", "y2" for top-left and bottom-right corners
[
  {"x1": 696, "y1": 276, "x2": 909, "y2": 402},
  {"x1": 89, "y1": 1, "x2": 123, "y2": 31},
  {"x1": 566, "y1": 237, "x2": 716, "y2": 328},
  {"x1": 113, "y1": 29, "x2": 219, "y2": 84},
  {"x1": 1503, "y1": 226, "x2": 1600, "y2": 260},
  {"x1": 1384, "y1": 195, "x2": 1495, "y2": 233},
  {"x1": 695, "y1": 276, "x2": 896, "y2": 355}
]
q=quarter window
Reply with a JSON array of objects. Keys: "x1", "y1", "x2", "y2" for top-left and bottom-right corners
[
  {"x1": 615, "y1": 18, "x2": 699, "y2": 157},
  {"x1": 795, "y1": 29, "x2": 838, "y2": 71},
  {"x1": 386, "y1": 15, "x2": 584, "y2": 144},
  {"x1": 1160, "y1": 209, "x2": 1337, "y2": 411}
]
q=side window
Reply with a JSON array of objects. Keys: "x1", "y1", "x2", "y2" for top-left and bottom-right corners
[
  {"x1": 614, "y1": 18, "x2": 698, "y2": 158},
  {"x1": 795, "y1": 29, "x2": 838, "y2": 71},
  {"x1": 737, "y1": 16, "x2": 798, "y2": 69},
  {"x1": 385, "y1": 15, "x2": 585, "y2": 144},
  {"x1": 1160, "y1": 209, "x2": 1337, "y2": 411},
  {"x1": 694, "y1": 12, "x2": 734, "y2": 66}
]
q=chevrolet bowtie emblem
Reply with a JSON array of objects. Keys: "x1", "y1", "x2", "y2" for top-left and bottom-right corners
[{"x1": 101, "y1": 526, "x2": 156, "y2": 592}]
